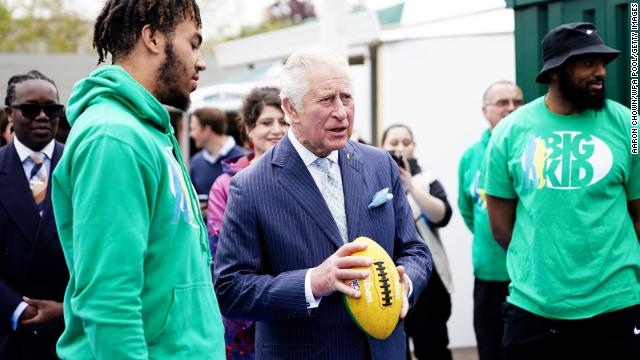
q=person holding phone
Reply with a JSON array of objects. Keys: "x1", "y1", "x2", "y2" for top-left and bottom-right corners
[{"x1": 381, "y1": 124, "x2": 453, "y2": 360}]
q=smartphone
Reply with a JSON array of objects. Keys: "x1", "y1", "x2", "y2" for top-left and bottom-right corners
[
  {"x1": 388, "y1": 151, "x2": 405, "y2": 168},
  {"x1": 388, "y1": 151, "x2": 421, "y2": 175},
  {"x1": 407, "y1": 158, "x2": 420, "y2": 176}
]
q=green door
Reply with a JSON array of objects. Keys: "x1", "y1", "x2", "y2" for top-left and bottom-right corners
[{"x1": 508, "y1": 0, "x2": 631, "y2": 107}]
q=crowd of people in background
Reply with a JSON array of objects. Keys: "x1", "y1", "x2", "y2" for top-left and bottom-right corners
[
  {"x1": 0, "y1": 1, "x2": 638, "y2": 359},
  {"x1": 0, "y1": 111, "x2": 13, "y2": 146}
]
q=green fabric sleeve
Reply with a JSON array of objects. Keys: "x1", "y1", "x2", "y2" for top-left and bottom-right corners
[
  {"x1": 627, "y1": 152, "x2": 640, "y2": 200},
  {"x1": 69, "y1": 135, "x2": 157, "y2": 359},
  {"x1": 484, "y1": 127, "x2": 517, "y2": 199},
  {"x1": 457, "y1": 151, "x2": 474, "y2": 232}
]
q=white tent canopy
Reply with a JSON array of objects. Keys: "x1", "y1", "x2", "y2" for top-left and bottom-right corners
[{"x1": 189, "y1": 62, "x2": 282, "y2": 112}]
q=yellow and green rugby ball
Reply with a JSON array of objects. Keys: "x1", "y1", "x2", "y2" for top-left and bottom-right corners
[{"x1": 343, "y1": 237, "x2": 402, "y2": 340}]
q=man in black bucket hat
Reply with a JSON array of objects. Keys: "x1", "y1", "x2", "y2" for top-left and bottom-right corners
[
  {"x1": 483, "y1": 22, "x2": 640, "y2": 359},
  {"x1": 536, "y1": 22, "x2": 620, "y2": 83}
]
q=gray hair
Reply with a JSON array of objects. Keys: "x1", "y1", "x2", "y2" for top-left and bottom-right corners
[
  {"x1": 482, "y1": 80, "x2": 518, "y2": 105},
  {"x1": 280, "y1": 46, "x2": 350, "y2": 119}
]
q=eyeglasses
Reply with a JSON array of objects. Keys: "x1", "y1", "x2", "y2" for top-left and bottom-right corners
[
  {"x1": 486, "y1": 99, "x2": 525, "y2": 108},
  {"x1": 11, "y1": 103, "x2": 64, "y2": 119}
]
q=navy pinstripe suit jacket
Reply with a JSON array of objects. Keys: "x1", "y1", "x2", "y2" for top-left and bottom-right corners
[{"x1": 214, "y1": 136, "x2": 432, "y2": 360}]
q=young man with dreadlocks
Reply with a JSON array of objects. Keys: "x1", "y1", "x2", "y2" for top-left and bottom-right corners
[{"x1": 51, "y1": 1, "x2": 225, "y2": 358}]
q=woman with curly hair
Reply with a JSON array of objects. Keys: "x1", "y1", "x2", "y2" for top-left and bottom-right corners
[{"x1": 207, "y1": 86, "x2": 288, "y2": 359}]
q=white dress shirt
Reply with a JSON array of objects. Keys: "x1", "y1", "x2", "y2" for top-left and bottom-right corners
[
  {"x1": 287, "y1": 130, "x2": 341, "y2": 309},
  {"x1": 202, "y1": 136, "x2": 236, "y2": 164},
  {"x1": 13, "y1": 137, "x2": 54, "y2": 179}
]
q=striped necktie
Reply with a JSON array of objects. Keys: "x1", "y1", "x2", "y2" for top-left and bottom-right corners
[
  {"x1": 314, "y1": 157, "x2": 348, "y2": 244},
  {"x1": 29, "y1": 152, "x2": 48, "y2": 213}
]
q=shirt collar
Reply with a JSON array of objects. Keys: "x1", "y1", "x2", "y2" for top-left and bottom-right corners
[
  {"x1": 202, "y1": 136, "x2": 236, "y2": 164},
  {"x1": 287, "y1": 129, "x2": 339, "y2": 167},
  {"x1": 481, "y1": 128, "x2": 491, "y2": 145},
  {"x1": 13, "y1": 137, "x2": 54, "y2": 162}
]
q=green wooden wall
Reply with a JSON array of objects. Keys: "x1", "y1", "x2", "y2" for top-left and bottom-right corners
[{"x1": 506, "y1": 0, "x2": 631, "y2": 107}]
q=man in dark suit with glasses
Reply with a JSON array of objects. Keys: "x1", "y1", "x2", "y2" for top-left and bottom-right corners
[{"x1": 0, "y1": 70, "x2": 68, "y2": 360}]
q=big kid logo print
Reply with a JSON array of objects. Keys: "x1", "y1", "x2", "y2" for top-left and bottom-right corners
[
  {"x1": 470, "y1": 171, "x2": 487, "y2": 209},
  {"x1": 521, "y1": 131, "x2": 613, "y2": 190}
]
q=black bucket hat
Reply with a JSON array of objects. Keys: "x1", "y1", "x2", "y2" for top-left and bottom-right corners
[{"x1": 536, "y1": 22, "x2": 620, "y2": 83}]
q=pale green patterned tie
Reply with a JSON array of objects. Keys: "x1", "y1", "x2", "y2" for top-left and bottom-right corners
[{"x1": 314, "y1": 157, "x2": 348, "y2": 244}]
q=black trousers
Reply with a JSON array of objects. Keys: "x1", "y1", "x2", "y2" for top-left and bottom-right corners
[
  {"x1": 502, "y1": 302, "x2": 640, "y2": 360},
  {"x1": 473, "y1": 278, "x2": 510, "y2": 360},
  {"x1": 405, "y1": 270, "x2": 452, "y2": 360}
]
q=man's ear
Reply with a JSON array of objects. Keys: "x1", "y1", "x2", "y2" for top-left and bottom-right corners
[
  {"x1": 282, "y1": 98, "x2": 300, "y2": 124},
  {"x1": 140, "y1": 24, "x2": 163, "y2": 54},
  {"x1": 481, "y1": 105, "x2": 489, "y2": 119},
  {"x1": 549, "y1": 68, "x2": 561, "y2": 82},
  {"x1": 203, "y1": 125, "x2": 214, "y2": 137}
]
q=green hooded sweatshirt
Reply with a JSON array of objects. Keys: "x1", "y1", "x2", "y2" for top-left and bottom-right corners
[{"x1": 52, "y1": 65, "x2": 225, "y2": 359}]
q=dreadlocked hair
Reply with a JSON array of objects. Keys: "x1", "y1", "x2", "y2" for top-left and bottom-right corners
[
  {"x1": 5, "y1": 70, "x2": 58, "y2": 106},
  {"x1": 93, "y1": 0, "x2": 202, "y2": 65}
]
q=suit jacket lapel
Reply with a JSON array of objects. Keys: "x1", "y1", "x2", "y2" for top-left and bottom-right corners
[
  {"x1": 339, "y1": 142, "x2": 364, "y2": 243},
  {"x1": 272, "y1": 136, "x2": 344, "y2": 249},
  {"x1": 0, "y1": 143, "x2": 40, "y2": 241}
]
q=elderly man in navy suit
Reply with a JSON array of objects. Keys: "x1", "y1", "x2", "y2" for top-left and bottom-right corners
[
  {"x1": 215, "y1": 46, "x2": 432, "y2": 359},
  {"x1": 0, "y1": 70, "x2": 68, "y2": 359}
]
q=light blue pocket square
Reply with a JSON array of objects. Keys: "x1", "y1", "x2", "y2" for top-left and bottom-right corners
[{"x1": 368, "y1": 187, "x2": 393, "y2": 209}]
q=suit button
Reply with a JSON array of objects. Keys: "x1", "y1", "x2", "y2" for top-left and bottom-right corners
[{"x1": 281, "y1": 312, "x2": 292, "y2": 319}]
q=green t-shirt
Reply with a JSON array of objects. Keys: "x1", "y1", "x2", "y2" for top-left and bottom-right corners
[
  {"x1": 458, "y1": 129, "x2": 509, "y2": 281},
  {"x1": 485, "y1": 96, "x2": 640, "y2": 319}
]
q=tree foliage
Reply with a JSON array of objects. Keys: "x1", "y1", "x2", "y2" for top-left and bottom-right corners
[
  {"x1": 227, "y1": 0, "x2": 316, "y2": 41},
  {"x1": 0, "y1": 0, "x2": 352, "y2": 53},
  {"x1": 0, "y1": 3, "x2": 12, "y2": 47},
  {"x1": 0, "y1": 0, "x2": 91, "y2": 53}
]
